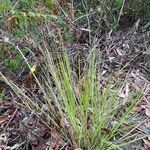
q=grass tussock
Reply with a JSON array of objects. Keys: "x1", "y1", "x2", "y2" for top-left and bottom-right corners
[
  {"x1": 0, "y1": 36, "x2": 146, "y2": 149},
  {"x1": 0, "y1": 0, "x2": 149, "y2": 149}
]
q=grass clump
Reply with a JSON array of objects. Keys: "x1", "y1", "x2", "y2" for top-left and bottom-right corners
[
  {"x1": 42, "y1": 51, "x2": 144, "y2": 149},
  {"x1": 0, "y1": 39, "x2": 145, "y2": 149},
  {"x1": 0, "y1": 0, "x2": 149, "y2": 149}
]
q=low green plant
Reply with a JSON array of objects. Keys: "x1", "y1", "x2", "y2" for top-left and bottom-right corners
[
  {"x1": 0, "y1": 40, "x2": 146, "y2": 149},
  {"x1": 43, "y1": 51, "x2": 145, "y2": 149},
  {"x1": 7, "y1": 10, "x2": 57, "y2": 35},
  {"x1": 6, "y1": 55, "x2": 22, "y2": 70},
  {"x1": 0, "y1": 89, "x2": 5, "y2": 101},
  {"x1": 0, "y1": 44, "x2": 26, "y2": 72},
  {"x1": 18, "y1": 0, "x2": 36, "y2": 9},
  {"x1": 1, "y1": 0, "x2": 150, "y2": 35},
  {"x1": 0, "y1": 0, "x2": 12, "y2": 16},
  {"x1": 65, "y1": 31, "x2": 75, "y2": 42}
]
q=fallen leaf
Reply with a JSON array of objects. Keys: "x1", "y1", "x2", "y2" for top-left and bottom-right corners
[
  {"x1": 116, "y1": 48, "x2": 124, "y2": 56},
  {"x1": 118, "y1": 92, "x2": 125, "y2": 98},
  {"x1": 0, "y1": 116, "x2": 7, "y2": 124},
  {"x1": 132, "y1": 106, "x2": 142, "y2": 113},
  {"x1": 108, "y1": 57, "x2": 115, "y2": 63},
  {"x1": 30, "y1": 137, "x2": 38, "y2": 146}
]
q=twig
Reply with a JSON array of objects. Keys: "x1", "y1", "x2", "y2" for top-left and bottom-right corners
[
  {"x1": 4, "y1": 108, "x2": 18, "y2": 131},
  {"x1": 117, "y1": 0, "x2": 126, "y2": 24},
  {"x1": 118, "y1": 119, "x2": 147, "y2": 141}
]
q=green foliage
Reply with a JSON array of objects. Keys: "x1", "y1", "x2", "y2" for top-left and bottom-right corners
[
  {"x1": 44, "y1": 52, "x2": 143, "y2": 149},
  {"x1": 18, "y1": 0, "x2": 36, "y2": 9},
  {"x1": 1, "y1": 6, "x2": 57, "y2": 36},
  {"x1": 75, "y1": 0, "x2": 150, "y2": 30},
  {"x1": 7, "y1": 53, "x2": 22, "y2": 70},
  {"x1": 0, "y1": 89, "x2": 5, "y2": 101},
  {"x1": 0, "y1": 0, "x2": 150, "y2": 33},
  {"x1": 45, "y1": 0, "x2": 56, "y2": 9},
  {"x1": 114, "y1": 0, "x2": 122, "y2": 8},
  {"x1": 143, "y1": 1, "x2": 150, "y2": 24},
  {"x1": 12, "y1": 28, "x2": 28, "y2": 38},
  {"x1": 65, "y1": 31, "x2": 75, "y2": 42},
  {"x1": 0, "y1": 0, "x2": 12, "y2": 15},
  {"x1": 11, "y1": 10, "x2": 57, "y2": 28},
  {"x1": 0, "y1": 44, "x2": 26, "y2": 71}
]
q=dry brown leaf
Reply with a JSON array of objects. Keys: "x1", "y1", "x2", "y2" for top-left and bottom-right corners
[
  {"x1": 0, "y1": 115, "x2": 7, "y2": 124},
  {"x1": 7, "y1": 16, "x2": 17, "y2": 32},
  {"x1": 132, "y1": 105, "x2": 142, "y2": 113}
]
